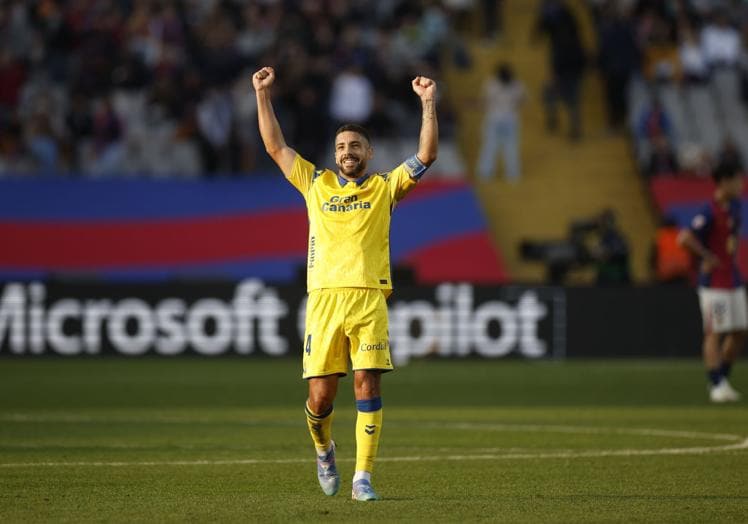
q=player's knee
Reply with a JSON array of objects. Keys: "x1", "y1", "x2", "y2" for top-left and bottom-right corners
[
  {"x1": 354, "y1": 372, "x2": 381, "y2": 400},
  {"x1": 307, "y1": 391, "x2": 335, "y2": 414}
]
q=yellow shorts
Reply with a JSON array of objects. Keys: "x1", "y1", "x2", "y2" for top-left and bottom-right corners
[{"x1": 302, "y1": 288, "x2": 394, "y2": 379}]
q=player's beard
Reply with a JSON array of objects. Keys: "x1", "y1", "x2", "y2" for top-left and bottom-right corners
[{"x1": 338, "y1": 155, "x2": 366, "y2": 178}]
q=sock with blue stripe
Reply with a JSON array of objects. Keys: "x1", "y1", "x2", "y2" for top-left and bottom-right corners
[
  {"x1": 355, "y1": 397, "x2": 383, "y2": 476},
  {"x1": 305, "y1": 402, "x2": 334, "y2": 456}
]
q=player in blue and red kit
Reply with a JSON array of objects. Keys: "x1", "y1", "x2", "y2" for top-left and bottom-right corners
[{"x1": 679, "y1": 164, "x2": 745, "y2": 402}]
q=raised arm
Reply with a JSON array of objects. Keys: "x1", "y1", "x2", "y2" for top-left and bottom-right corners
[
  {"x1": 412, "y1": 76, "x2": 438, "y2": 166},
  {"x1": 253, "y1": 67, "x2": 296, "y2": 177}
]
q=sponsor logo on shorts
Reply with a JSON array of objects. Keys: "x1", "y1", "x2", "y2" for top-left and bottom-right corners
[
  {"x1": 714, "y1": 302, "x2": 727, "y2": 324},
  {"x1": 359, "y1": 341, "x2": 389, "y2": 352}
]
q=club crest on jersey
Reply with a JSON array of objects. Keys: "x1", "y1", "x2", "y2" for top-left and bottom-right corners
[{"x1": 322, "y1": 194, "x2": 372, "y2": 213}]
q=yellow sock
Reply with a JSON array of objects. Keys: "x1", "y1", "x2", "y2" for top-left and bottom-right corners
[
  {"x1": 305, "y1": 402, "x2": 334, "y2": 455},
  {"x1": 355, "y1": 397, "x2": 383, "y2": 474}
]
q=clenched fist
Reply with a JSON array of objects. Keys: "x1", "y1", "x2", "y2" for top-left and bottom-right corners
[
  {"x1": 253, "y1": 67, "x2": 275, "y2": 92},
  {"x1": 412, "y1": 76, "x2": 436, "y2": 101}
]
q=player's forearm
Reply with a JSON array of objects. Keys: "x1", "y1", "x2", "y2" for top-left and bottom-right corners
[
  {"x1": 256, "y1": 89, "x2": 288, "y2": 158},
  {"x1": 416, "y1": 98, "x2": 438, "y2": 166},
  {"x1": 677, "y1": 229, "x2": 709, "y2": 258}
]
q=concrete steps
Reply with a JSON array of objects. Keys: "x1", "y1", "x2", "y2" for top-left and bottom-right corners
[{"x1": 443, "y1": 0, "x2": 657, "y2": 283}]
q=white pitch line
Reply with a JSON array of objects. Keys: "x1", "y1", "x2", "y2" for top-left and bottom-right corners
[
  {"x1": 429, "y1": 423, "x2": 744, "y2": 442},
  {"x1": 2, "y1": 414, "x2": 742, "y2": 442},
  {"x1": 1, "y1": 438, "x2": 746, "y2": 469},
  {"x1": 377, "y1": 438, "x2": 748, "y2": 462},
  {"x1": 2, "y1": 418, "x2": 746, "y2": 468},
  {"x1": 0, "y1": 413, "x2": 298, "y2": 425}
]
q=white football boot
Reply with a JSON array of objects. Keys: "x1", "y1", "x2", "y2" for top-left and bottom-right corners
[{"x1": 709, "y1": 379, "x2": 741, "y2": 403}]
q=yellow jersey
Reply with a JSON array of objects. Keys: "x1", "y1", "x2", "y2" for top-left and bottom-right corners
[{"x1": 286, "y1": 153, "x2": 428, "y2": 293}]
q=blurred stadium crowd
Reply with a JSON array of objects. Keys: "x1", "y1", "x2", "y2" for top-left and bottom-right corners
[
  {"x1": 591, "y1": 0, "x2": 748, "y2": 179},
  {"x1": 2, "y1": 0, "x2": 747, "y2": 182},
  {"x1": 0, "y1": 0, "x2": 464, "y2": 177}
]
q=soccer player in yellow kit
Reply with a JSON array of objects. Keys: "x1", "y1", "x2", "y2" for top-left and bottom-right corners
[{"x1": 253, "y1": 66, "x2": 438, "y2": 501}]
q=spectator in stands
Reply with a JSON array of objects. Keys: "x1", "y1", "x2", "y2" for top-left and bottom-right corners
[
  {"x1": 236, "y1": 3, "x2": 278, "y2": 64},
  {"x1": 0, "y1": 1, "x2": 458, "y2": 177},
  {"x1": 637, "y1": 97, "x2": 673, "y2": 144},
  {"x1": 624, "y1": 2, "x2": 748, "y2": 181},
  {"x1": 70, "y1": 6, "x2": 124, "y2": 98},
  {"x1": 715, "y1": 138, "x2": 744, "y2": 176},
  {"x1": 597, "y1": 3, "x2": 639, "y2": 131},
  {"x1": 2, "y1": 1, "x2": 33, "y2": 60},
  {"x1": 196, "y1": 87, "x2": 235, "y2": 174},
  {"x1": 0, "y1": 114, "x2": 30, "y2": 174},
  {"x1": 294, "y1": 82, "x2": 332, "y2": 167},
  {"x1": 25, "y1": 111, "x2": 60, "y2": 173},
  {"x1": 476, "y1": 63, "x2": 525, "y2": 182},
  {"x1": 232, "y1": 72, "x2": 260, "y2": 172},
  {"x1": 89, "y1": 96, "x2": 124, "y2": 176},
  {"x1": 679, "y1": 24, "x2": 709, "y2": 84},
  {"x1": 329, "y1": 62, "x2": 374, "y2": 129},
  {"x1": 0, "y1": 49, "x2": 26, "y2": 116},
  {"x1": 641, "y1": 14, "x2": 681, "y2": 82},
  {"x1": 418, "y1": 1, "x2": 451, "y2": 66},
  {"x1": 194, "y1": 5, "x2": 241, "y2": 89},
  {"x1": 64, "y1": 93, "x2": 93, "y2": 170},
  {"x1": 701, "y1": 9, "x2": 741, "y2": 69},
  {"x1": 481, "y1": 0, "x2": 504, "y2": 41},
  {"x1": 647, "y1": 133, "x2": 679, "y2": 178},
  {"x1": 535, "y1": 0, "x2": 586, "y2": 140}
]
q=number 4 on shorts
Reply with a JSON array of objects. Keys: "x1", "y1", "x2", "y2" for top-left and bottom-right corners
[{"x1": 305, "y1": 334, "x2": 312, "y2": 355}]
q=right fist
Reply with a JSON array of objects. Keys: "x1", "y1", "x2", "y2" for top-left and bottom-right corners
[{"x1": 253, "y1": 67, "x2": 275, "y2": 91}]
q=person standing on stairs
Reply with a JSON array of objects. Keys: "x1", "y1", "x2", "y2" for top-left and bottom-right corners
[{"x1": 477, "y1": 63, "x2": 525, "y2": 182}]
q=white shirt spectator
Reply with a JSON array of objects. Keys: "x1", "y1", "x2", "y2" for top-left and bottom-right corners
[
  {"x1": 680, "y1": 37, "x2": 709, "y2": 79},
  {"x1": 197, "y1": 90, "x2": 233, "y2": 147},
  {"x1": 483, "y1": 76, "x2": 525, "y2": 123},
  {"x1": 329, "y1": 69, "x2": 374, "y2": 124},
  {"x1": 701, "y1": 22, "x2": 741, "y2": 67}
]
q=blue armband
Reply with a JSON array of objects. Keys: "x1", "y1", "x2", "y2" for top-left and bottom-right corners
[{"x1": 404, "y1": 155, "x2": 428, "y2": 180}]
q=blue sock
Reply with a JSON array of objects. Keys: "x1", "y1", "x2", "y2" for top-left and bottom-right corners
[
  {"x1": 707, "y1": 368, "x2": 722, "y2": 386},
  {"x1": 718, "y1": 361, "x2": 732, "y2": 380}
]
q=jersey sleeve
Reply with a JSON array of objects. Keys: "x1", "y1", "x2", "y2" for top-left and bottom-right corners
[
  {"x1": 286, "y1": 154, "x2": 317, "y2": 197},
  {"x1": 386, "y1": 155, "x2": 429, "y2": 205},
  {"x1": 689, "y1": 204, "x2": 714, "y2": 244}
]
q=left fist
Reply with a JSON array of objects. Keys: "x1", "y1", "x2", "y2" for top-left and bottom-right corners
[{"x1": 412, "y1": 76, "x2": 436, "y2": 100}]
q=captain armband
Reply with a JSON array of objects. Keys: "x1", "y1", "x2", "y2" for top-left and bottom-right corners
[{"x1": 404, "y1": 155, "x2": 428, "y2": 180}]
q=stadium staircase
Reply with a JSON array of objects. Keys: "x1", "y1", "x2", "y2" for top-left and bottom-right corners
[{"x1": 444, "y1": 0, "x2": 657, "y2": 283}]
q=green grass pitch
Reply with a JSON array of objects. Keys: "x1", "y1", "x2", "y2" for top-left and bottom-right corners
[{"x1": 1, "y1": 358, "x2": 746, "y2": 522}]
